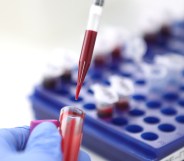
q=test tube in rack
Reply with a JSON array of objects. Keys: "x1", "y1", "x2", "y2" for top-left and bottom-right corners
[
  {"x1": 110, "y1": 75, "x2": 134, "y2": 111},
  {"x1": 92, "y1": 84, "x2": 118, "y2": 118}
]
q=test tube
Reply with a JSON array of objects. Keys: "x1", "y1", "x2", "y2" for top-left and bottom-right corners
[
  {"x1": 59, "y1": 106, "x2": 85, "y2": 161},
  {"x1": 124, "y1": 36, "x2": 147, "y2": 63},
  {"x1": 111, "y1": 46, "x2": 123, "y2": 61},
  {"x1": 92, "y1": 84, "x2": 118, "y2": 118},
  {"x1": 109, "y1": 76, "x2": 134, "y2": 111},
  {"x1": 155, "y1": 54, "x2": 184, "y2": 87},
  {"x1": 42, "y1": 65, "x2": 62, "y2": 90},
  {"x1": 141, "y1": 63, "x2": 168, "y2": 97},
  {"x1": 93, "y1": 54, "x2": 107, "y2": 67},
  {"x1": 60, "y1": 69, "x2": 72, "y2": 83}
]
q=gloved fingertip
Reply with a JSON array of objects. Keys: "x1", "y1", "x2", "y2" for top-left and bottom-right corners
[
  {"x1": 27, "y1": 122, "x2": 61, "y2": 149},
  {"x1": 79, "y1": 151, "x2": 91, "y2": 161},
  {"x1": 26, "y1": 122, "x2": 61, "y2": 161},
  {"x1": 31, "y1": 122, "x2": 59, "y2": 134},
  {"x1": 30, "y1": 120, "x2": 59, "y2": 133}
]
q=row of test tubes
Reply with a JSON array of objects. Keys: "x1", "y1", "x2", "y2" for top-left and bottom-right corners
[
  {"x1": 91, "y1": 47, "x2": 184, "y2": 119},
  {"x1": 91, "y1": 76, "x2": 135, "y2": 119}
]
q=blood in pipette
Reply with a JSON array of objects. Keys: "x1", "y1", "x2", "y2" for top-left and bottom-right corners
[{"x1": 76, "y1": 30, "x2": 97, "y2": 100}]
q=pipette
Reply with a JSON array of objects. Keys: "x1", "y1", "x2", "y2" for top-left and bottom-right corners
[{"x1": 75, "y1": 0, "x2": 105, "y2": 100}]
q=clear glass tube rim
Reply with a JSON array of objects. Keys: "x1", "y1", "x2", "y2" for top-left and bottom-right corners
[{"x1": 60, "y1": 106, "x2": 85, "y2": 118}]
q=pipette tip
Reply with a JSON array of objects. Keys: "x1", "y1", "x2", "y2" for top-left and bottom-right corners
[{"x1": 75, "y1": 84, "x2": 82, "y2": 100}]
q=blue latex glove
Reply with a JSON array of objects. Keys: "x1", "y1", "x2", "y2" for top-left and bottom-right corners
[{"x1": 0, "y1": 122, "x2": 91, "y2": 161}]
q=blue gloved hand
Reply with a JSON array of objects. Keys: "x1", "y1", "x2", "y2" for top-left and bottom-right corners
[{"x1": 0, "y1": 122, "x2": 91, "y2": 161}]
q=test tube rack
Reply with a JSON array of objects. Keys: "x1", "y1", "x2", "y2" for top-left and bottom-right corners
[{"x1": 30, "y1": 21, "x2": 184, "y2": 161}]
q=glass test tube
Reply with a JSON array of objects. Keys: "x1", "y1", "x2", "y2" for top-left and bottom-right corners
[
  {"x1": 141, "y1": 63, "x2": 168, "y2": 97},
  {"x1": 92, "y1": 84, "x2": 118, "y2": 119},
  {"x1": 125, "y1": 36, "x2": 147, "y2": 63},
  {"x1": 110, "y1": 76, "x2": 134, "y2": 111},
  {"x1": 59, "y1": 106, "x2": 85, "y2": 161},
  {"x1": 155, "y1": 54, "x2": 184, "y2": 87},
  {"x1": 42, "y1": 65, "x2": 62, "y2": 90}
]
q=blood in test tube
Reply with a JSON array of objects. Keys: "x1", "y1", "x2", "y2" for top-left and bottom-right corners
[
  {"x1": 59, "y1": 106, "x2": 85, "y2": 161},
  {"x1": 111, "y1": 46, "x2": 122, "y2": 61},
  {"x1": 159, "y1": 25, "x2": 171, "y2": 37},
  {"x1": 92, "y1": 84, "x2": 118, "y2": 119},
  {"x1": 109, "y1": 76, "x2": 134, "y2": 112},
  {"x1": 42, "y1": 77, "x2": 58, "y2": 90},
  {"x1": 97, "y1": 104, "x2": 114, "y2": 119},
  {"x1": 115, "y1": 97, "x2": 129, "y2": 112},
  {"x1": 143, "y1": 33, "x2": 157, "y2": 44},
  {"x1": 42, "y1": 65, "x2": 61, "y2": 90},
  {"x1": 94, "y1": 54, "x2": 106, "y2": 67},
  {"x1": 60, "y1": 69, "x2": 72, "y2": 83}
]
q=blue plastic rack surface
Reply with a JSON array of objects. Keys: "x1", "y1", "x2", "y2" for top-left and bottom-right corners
[{"x1": 30, "y1": 21, "x2": 184, "y2": 161}]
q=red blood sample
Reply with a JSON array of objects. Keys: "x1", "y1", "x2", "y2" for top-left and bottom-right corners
[
  {"x1": 97, "y1": 106, "x2": 113, "y2": 118},
  {"x1": 111, "y1": 46, "x2": 122, "y2": 60},
  {"x1": 94, "y1": 54, "x2": 106, "y2": 67},
  {"x1": 159, "y1": 25, "x2": 171, "y2": 37},
  {"x1": 60, "y1": 70, "x2": 72, "y2": 83},
  {"x1": 42, "y1": 77, "x2": 58, "y2": 89},
  {"x1": 143, "y1": 32, "x2": 158, "y2": 44},
  {"x1": 115, "y1": 99, "x2": 129, "y2": 111},
  {"x1": 59, "y1": 107, "x2": 85, "y2": 161},
  {"x1": 76, "y1": 30, "x2": 97, "y2": 100}
]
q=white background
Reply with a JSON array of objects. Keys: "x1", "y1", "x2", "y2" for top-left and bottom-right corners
[{"x1": 0, "y1": 0, "x2": 184, "y2": 160}]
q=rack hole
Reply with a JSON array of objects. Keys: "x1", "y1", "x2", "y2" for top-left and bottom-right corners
[
  {"x1": 161, "y1": 108, "x2": 177, "y2": 116},
  {"x1": 144, "y1": 116, "x2": 160, "y2": 124},
  {"x1": 112, "y1": 117, "x2": 128, "y2": 126},
  {"x1": 132, "y1": 94, "x2": 146, "y2": 101},
  {"x1": 87, "y1": 89, "x2": 94, "y2": 95},
  {"x1": 163, "y1": 92, "x2": 179, "y2": 101},
  {"x1": 178, "y1": 99, "x2": 184, "y2": 107},
  {"x1": 83, "y1": 103, "x2": 96, "y2": 110},
  {"x1": 135, "y1": 79, "x2": 146, "y2": 85},
  {"x1": 158, "y1": 124, "x2": 176, "y2": 132},
  {"x1": 129, "y1": 109, "x2": 145, "y2": 116},
  {"x1": 141, "y1": 132, "x2": 158, "y2": 141},
  {"x1": 146, "y1": 100, "x2": 162, "y2": 109},
  {"x1": 70, "y1": 96, "x2": 83, "y2": 102},
  {"x1": 102, "y1": 80, "x2": 111, "y2": 86},
  {"x1": 125, "y1": 125, "x2": 143, "y2": 133},
  {"x1": 176, "y1": 115, "x2": 184, "y2": 124}
]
